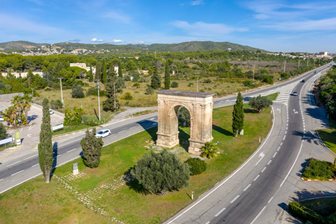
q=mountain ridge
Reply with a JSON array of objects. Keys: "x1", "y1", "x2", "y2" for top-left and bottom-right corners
[{"x1": 0, "y1": 40, "x2": 264, "y2": 52}]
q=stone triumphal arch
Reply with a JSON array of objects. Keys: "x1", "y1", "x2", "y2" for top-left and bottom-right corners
[{"x1": 156, "y1": 90, "x2": 213, "y2": 155}]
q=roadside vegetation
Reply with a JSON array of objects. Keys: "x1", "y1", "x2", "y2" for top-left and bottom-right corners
[
  {"x1": 302, "y1": 158, "x2": 336, "y2": 180},
  {"x1": 0, "y1": 104, "x2": 272, "y2": 223},
  {"x1": 316, "y1": 67, "x2": 336, "y2": 153},
  {"x1": 288, "y1": 197, "x2": 336, "y2": 224}
]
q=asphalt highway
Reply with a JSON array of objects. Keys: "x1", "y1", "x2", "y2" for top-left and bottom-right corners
[
  {"x1": 0, "y1": 62, "x2": 333, "y2": 195},
  {"x1": 212, "y1": 70, "x2": 304, "y2": 224}
]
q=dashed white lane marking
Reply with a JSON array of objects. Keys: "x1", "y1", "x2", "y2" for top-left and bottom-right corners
[
  {"x1": 205, "y1": 221, "x2": 210, "y2": 224},
  {"x1": 243, "y1": 184, "x2": 251, "y2": 192},
  {"x1": 32, "y1": 164, "x2": 38, "y2": 168},
  {"x1": 11, "y1": 170, "x2": 24, "y2": 176},
  {"x1": 261, "y1": 167, "x2": 266, "y2": 173},
  {"x1": 253, "y1": 175, "x2": 260, "y2": 182},
  {"x1": 268, "y1": 196, "x2": 274, "y2": 204},
  {"x1": 66, "y1": 148, "x2": 77, "y2": 153},
  {"x1": 6, "y1": 160, "x2": 23, "y2": 167},
  {"x1": 214, "y1": 207, "x2": 226, "y2": 217},
  {"x1": 267, "y1": 160, "x2": 272, "y2": 165},
  {"x1": 282, "y1": 135, "x2": 286, "y2": 141},
  {"x1": 250, "y1": 206, "x2": 267, "y2": 224},
  {"x1": 272, "y1": 152, "x2": 277, "y2": 158},
  {"x1": 230, "y1": 195, "x2": 240, "y2": 204},
  {"x1": 277, "y1": 146, "x2": 280, "y2": 152},
  {"x1": 280, "y1": 142, "x2": 283, "y2": 146}
]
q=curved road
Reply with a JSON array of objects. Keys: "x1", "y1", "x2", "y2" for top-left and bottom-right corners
[{"x1": 0, "y1": 62, "x2": 333, "y2": 198}]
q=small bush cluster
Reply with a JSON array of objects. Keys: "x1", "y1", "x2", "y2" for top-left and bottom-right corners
[
  {"x1": 122, "y1": 92, "x2": 133, "y2": 100},
  {"x1": 50, "y1": 99, "x2": 63, "y2": 109},
  {"x1": 72, "y1": 85, "x2": 85, "y2": 98},
  {"x1": 185, "y1": 158, "x2": 206, "y2": 175},
  {"x1": 302, "y1": 158, "x2": 335, "y2": 180},
  {"x1": 288, "y1": 201, "x2": 336, "y2": 224},
  {"x1": 130, "y1": 150, "x2": 189, "y2": 194},
  {"x1": 171, "y1": 81, "x2": 178, "y2": 88},
  {"x1": 64, "y1": 107, "x2": 83, "y2": 126}
]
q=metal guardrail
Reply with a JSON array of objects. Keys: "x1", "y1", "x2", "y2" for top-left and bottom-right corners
[
  {"x1": 52, "y1": 123, "x2": 64, "y2": 132},
  {"x1": 0, "y1": 137, "x2": 14, "y2": 146}
]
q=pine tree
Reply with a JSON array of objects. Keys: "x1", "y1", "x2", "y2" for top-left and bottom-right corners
[
  {"x1": 164, "y1": 59, "x2": 172, "y2": 89},
  {"x1": 232, "y1": 92, "x2": 244, "y2": 136},
  {"x1": 81, "y1": 128, "x2": 103, "y2": 168},
  {"x1": 150, "y1": 65, "x2": 161, "y2": 89},
  {"x1": 38, "y1": 99, "x2": 53, "y2": 183},
  {"x1": 103, "y1": 65, "x2": 119, "y2": 111}
]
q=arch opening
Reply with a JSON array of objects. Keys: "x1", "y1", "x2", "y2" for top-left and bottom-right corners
[{"x1": 174, "y1": 105, "x2": 191, "y2": 151}]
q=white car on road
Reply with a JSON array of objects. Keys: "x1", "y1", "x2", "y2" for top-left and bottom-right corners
[{"x1": 95, "y1": 129, "x2": 111, "y2": 138}]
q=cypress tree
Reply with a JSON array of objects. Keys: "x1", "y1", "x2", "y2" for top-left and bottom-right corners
[
  {"x1": 95, "y1": 62, "x2": 102, "y2": 82},
  {"x1": 38, "y1": 98, "x2": 53, "y2": 183},
  {"x1": 102, "y1": 60, "x2": 107, "y2": 84},
  {"x1": 81, "y1": 128, "x2": 103, "y2": 168},
  {"x1": 150, "y1": 66, "x2": 161, "y2": 89},
  {"x1": 164, "y1": 59, "x2": 172, "y2": 89},
  {"x1": 232, "y1": 92, "x2": 244, "y2": 136},
  {"x1": 88, "y1": 65, "x2": 93, "y2": 82},
  {"x1": 103, "y1": 65, "x2": 119, "y2": 112},
  {"x1": 118, "y1": 62, "x2": 123, "y2": 77}
]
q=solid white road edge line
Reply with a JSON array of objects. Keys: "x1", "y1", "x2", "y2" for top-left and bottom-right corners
[{"x1": 165, "y1": 106, "x2": 276, "y2": 224}]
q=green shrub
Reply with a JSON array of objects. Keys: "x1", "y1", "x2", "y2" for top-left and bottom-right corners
[
  {"x1": 50, "y1": 99, "x2": 63, "y2": 109},
  {"x1": 202, "y1": 78, "x2": 212, "y2": 83},
  {"x1": 188, "y1": 82, "x2": 193, "y2": 87},
  {"x1": 243, "y1": 80, "x2": 256, "y2": 88},
  {"x1": 87, "y1": 87, "x2": 106, "y2": 96},
  {"x1": 122, "y1": 92, "x2": 133, "y2": 100},
  {"x1": 133, "y1": 82, "x2": 140, "y2": 88},
  {"x1": 288, "y1": 201, "x2": 322, "y2": 223},
  {"x1": 64, "y1": 107, "x2": 83, "y2": 126},
  {"x1": 72, "y1": 85, "x2": 85, "y2": 98},
  {"x1": 185, "y1": 158, "x2": 206, "y2": 175},
  {"x1": 145, "y1": 85, "x2": 154, "y2": 95},
  {"x1": 302, "y1": 158, "x2": 335, "y2": 180},
  {"x1": 249, "y1": 95, "x2": 273, "y2": 112},
  {"x1": 0, "y1": 123, "x2": 7, "y2": 140},
  {"x1": 131, "y1": 150, "x2": 190, "y2": 194},
  {"x1": 171, "y1": 81, "x2": 179, "y2": 88},
  {"x1": 201, "y1": 142, "x2": 219, "y2": 159}
]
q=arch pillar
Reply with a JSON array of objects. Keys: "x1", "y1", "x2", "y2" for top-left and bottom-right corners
[{"x1": 156, "y1": 90, "x2": 213, "y2": 155}]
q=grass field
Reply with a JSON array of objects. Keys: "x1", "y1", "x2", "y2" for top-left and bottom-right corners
[
  {"x1": 0, "y1": 105, "x2": 272, "y2": 224},
  {"x1": 317, "y1": 120, "x2": 336, "y2": 153},
  {"x1": 35, "y1": 77, "x2": 263, "y2": 115}
]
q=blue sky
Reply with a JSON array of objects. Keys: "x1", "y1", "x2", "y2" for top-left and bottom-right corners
[{"x1": 1, "y1": 0, "x2": 336, "y2": 52}]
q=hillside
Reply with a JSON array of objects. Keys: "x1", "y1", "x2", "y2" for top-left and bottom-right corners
[
  {"x1": 0, "y1": 41, "x2": 43, "y2": 51},
  {"x1": 0, "y1": 40, "x2": 263, "y2": 53}
]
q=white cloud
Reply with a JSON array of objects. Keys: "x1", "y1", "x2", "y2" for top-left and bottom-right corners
[
  {"x1": 102, "y1": 11, "x2": 131, "y2": 23},
  {"x1": 112, "y1": 39, "x2": 123, "y2": 43},
  {"x1": 264, "y1": 17, "x2": 336, "y2": 31},
  {"x1": 191, "y1": 0, "x2": 203, "y2": 6},
  {"x1": 172, "y1": 20, "x2": 247, "y2": 36},
  {"x1": 91, "y1": 37, "x2": 103, "y2": 42}
]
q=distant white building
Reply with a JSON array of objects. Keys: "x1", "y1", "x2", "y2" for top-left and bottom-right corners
[
  {"x1": 114, "y1": 65, "x2": 119, "y2": 75},
  {"x1": 70, "y1": 63, "x2": 96, "y2": 74},
  {"x1": 1, "y1": 71, "x2": 44, "y2": 78}
]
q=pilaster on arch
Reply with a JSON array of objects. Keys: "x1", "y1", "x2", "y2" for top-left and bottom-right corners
[{"x1": 156, "y1": 90, "x2": 213, "y2": 155}]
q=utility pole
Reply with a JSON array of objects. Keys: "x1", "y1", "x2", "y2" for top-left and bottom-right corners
[
  {"x1": 283, "y1": 60, "x2": 287, "y2": 73},
  {"x1": 113, "y1": 82, "x2": 116, "y2": 110},
  {"x1": 97, "y1": 80, "x2": 101, "y2": 121},
  {"x1": 252, "y1": 63, "x2": 255, "y2": 80},
  {"x1": 59, "y1": 78, "x2": 64, "y2": 107},
  {"x1": 196, "y1": 76, "x2": 199, "y2": 92}
]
